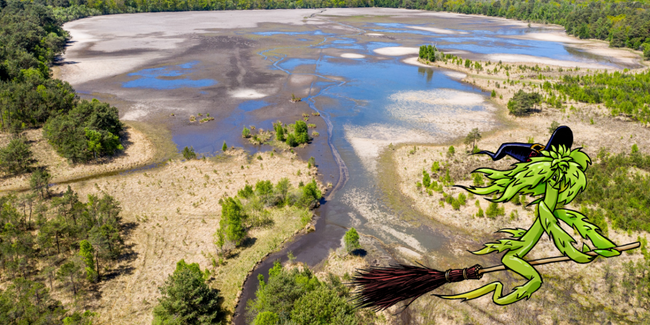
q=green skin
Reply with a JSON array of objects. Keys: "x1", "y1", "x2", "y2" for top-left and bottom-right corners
[{"x1": 441, "y1": 145, "x2": 620, "y2": 305}]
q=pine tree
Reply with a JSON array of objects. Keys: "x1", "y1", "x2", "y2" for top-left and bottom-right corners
[
  {"x1": 344, "y1": 228, "x2": 361, "y2": 253},
  {"x1": 222, "y1": 141, "x2": 227, "y2": 152},
  {"x1": 79, "y1": 240, "x2": 98, "y2": 283}
]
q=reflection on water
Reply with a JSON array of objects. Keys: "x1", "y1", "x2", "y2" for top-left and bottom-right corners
[{"x1": 122, "y1": 61, "x2": 217, "y2": 90}]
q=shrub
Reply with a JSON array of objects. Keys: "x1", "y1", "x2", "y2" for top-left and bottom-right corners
[
  {"x1": 222, "y1": 141, "x2": 227, "y2": 152},
  {"x1": 447, "y1": 145, "x2": 455, "y2": 157},
  {"x1": 422, "y1": 170, "x2": 431, "y2": 188},
  {"x1": 344, "y1": 228, "x2": 361, "y2": 253},
  {"x1": 0, "y1": 137, "x2": 35, "y2": 175},
  {"x1": 507, "y1": 90, "x2": 542, "y2": 116},
  {"x1": 242, "y1": 127, "x2": 251, "y2": 138},
  {"x1": 182, "y1": 146, "x2": 196, "y2": 160},
  {"x1": 285, "y1": 134, "x2": 297, "y2": 147}
]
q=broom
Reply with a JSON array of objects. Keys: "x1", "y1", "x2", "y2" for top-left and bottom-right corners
[{"x1": 351, "y1": 242, "x2": 640, "y2": 311}]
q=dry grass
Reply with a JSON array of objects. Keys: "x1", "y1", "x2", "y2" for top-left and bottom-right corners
[
  {"x1": 46, "y1": 149, "x2": 321, "y2": 324},
  {"x1": 0, "y1": 123, "x2": 157, "y2": 192}
]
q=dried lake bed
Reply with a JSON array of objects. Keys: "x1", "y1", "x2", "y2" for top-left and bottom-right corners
[{"x1": 54, "y1": 8, "x2": 642, "y2": 323}]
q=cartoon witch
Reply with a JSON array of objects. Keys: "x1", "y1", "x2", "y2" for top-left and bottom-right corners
[{"x1": 351, "y1": 126, "x2": 639, "y2": 310}]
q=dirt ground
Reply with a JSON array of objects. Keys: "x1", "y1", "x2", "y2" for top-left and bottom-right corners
[{"x1": 44, "y1": 148, "x2": 321, "y2": 324}]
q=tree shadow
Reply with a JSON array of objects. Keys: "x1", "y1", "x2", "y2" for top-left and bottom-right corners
[
  {"x1": 121, "y1": 221, "x2": 139, "y2": 239},
  {"x1": 102, "y1": 265, "x2": 135, "y2": 282},
  {"x1": 240, "y1": 237, "x2": 257, "y2": 249},
  {"x1": 351, "y1": 249, "x2": 367, "y2": 257}
]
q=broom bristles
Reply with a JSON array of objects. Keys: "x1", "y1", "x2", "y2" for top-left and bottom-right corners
[
  {"x1": 350, "y1": 263, "x2": 483, "y2": 311},
  {"x1": 350, "y1": 263, "x2": 448, "y2": 311}
]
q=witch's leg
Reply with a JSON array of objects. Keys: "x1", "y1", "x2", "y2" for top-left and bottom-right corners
[
  {"x1": 440, "y1": 218, "x2": 545, "y2": 305},
  {"x1": 553, "y1": 209, "x2": 620, "y2": 257}
]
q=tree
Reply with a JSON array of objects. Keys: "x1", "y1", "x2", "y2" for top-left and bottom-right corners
[
  {"x1": 0, "y1": 137, "x2": 35, "y2": 175},
  {"x1": 216, "y1": 197, "x2": 246, "y2": 250},
  {"x1": 344, "y1": 228, "x2": 361, "y2": 253},
  {"x1": 464, "y1": 128, "x2": 482, "y2": 152},
  {"x1": 222, "y1": 141, "x2": 227, "y2": 152},
  {"x1": 57, "y1": 260, "x2": 82, "y2": 295},
  {"x1": 182, "y1": 146, "x2": 196, "y2": 160},
  {"x1": 79, "y1": 240, "x2": 98, "y2": 283},
  {"x1": 285, "y1": 134, "x2": 297, "y2": 147},
  {"x1": 152, "y1": 261, "x2": 222, "y2": 325},
  {"x1": 0, "y1": 278, "x2": 66, "y2": 324},
  {"x1": 30, "y1": 168, "x2": 51, "y2": 199},
  {"x1": 254, "y1": 311, "x2": 279, "y2": 325},
  {"x1": 290, "y1": 285, "x2": 358, "y2": 325},
  {"x1": 294, "y1": 120, "x2": 309, "y2": 144},
  {"x1": 644, "y1": 43, "x2": 650, "y2": 60},
  {"x1": 507, "y1": 90, "x2": 542, "y2": 116},
  {"x1": 242, "y1": 126, "x2": 251, "y2": 138}
]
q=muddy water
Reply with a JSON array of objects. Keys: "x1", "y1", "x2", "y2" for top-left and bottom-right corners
[{"x1": 56, "y1": 9, "x2": 635, "y2": 324}]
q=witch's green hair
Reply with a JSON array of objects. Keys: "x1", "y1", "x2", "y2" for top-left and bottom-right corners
[{"x1": 461, "y1": 145, "x2": 591, "y2": 206}]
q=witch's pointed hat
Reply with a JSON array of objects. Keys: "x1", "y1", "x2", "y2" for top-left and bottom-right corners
[{"x1": 476, "y1": 126, "x2": 573, "y2": 162}]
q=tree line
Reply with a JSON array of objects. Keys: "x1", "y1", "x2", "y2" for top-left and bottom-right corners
[
  {"x1": 44, "y1": 0, "x2": 650, "y2": 59},
  {"x1": 0, "y1": 0, "x2": 125, "y2": 174}
]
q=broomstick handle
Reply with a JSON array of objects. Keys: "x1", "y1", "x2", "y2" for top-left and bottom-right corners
[{"x1": 479, "y1": 242, "x2": 641, "y2": 275}]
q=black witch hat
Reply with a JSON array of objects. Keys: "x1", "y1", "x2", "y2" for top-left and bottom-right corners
[{"x1": 476, "y1": 126, "x2": 573, "y2": 162}]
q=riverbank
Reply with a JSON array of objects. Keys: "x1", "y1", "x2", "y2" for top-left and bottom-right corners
[{"x1": 47, "y1": 149, "x2": 322, "y2": 323}]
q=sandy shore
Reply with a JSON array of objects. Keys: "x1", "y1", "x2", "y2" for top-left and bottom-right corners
[
  {"x1": 49, "y1": 149, "x2": 322, "y2": 324},
  {"x1": 0, "y1": 124, "x2": 156, "y2": 192}
]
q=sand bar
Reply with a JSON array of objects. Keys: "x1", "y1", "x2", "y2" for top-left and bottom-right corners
[
  {"x1": 341, "y1": 53, "x2": 365, "y2": 59},
  {"x1": 373, "y1": 46, "x2": 419, "y2": 56}
]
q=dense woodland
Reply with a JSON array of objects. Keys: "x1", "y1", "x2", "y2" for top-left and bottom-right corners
[{"x1": 0, "y1": 0, "x2": 124, "y2": 169}]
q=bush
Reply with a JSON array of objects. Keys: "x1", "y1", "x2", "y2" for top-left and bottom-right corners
[
  {"x1": 242, "y1": 127, "x2": 251, "y2": 138},
  {"x1": 507, "y1": 90, "x2": 542, "y2": 116},
  {"x1": 285, "y1": 134, "x2": 297, "y2": 147},
  {"x1": 222, "y1": 141, "x2": 228, "y2": 152},
  {"x1": 152, "y1": 261, "x2": 222, "y2": 325},
  {"x1": 182, "y1": 146, "x2": 196, "y2": 160},
  {"x1": 344, "y1": 228, "x2": 361, "y2": 253},
  {"x1": 0, "y1": 137, "x2": 35, "y2": 175}
]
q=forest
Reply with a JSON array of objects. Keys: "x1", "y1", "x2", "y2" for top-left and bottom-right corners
[
  {"x1": 46, "y1": 0, "x2": 650, "y2": 58},
  {"x1": 0, "y1": 0, "x2": 124, "y2": 170}
]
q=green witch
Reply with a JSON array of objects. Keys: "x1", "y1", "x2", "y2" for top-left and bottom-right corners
[
  {"x1": 440, "y1": 125, "x2": 620, "y2": 304},
  {"x1": 352, "y1": 126, "x2": 637, "y2": 310}
]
